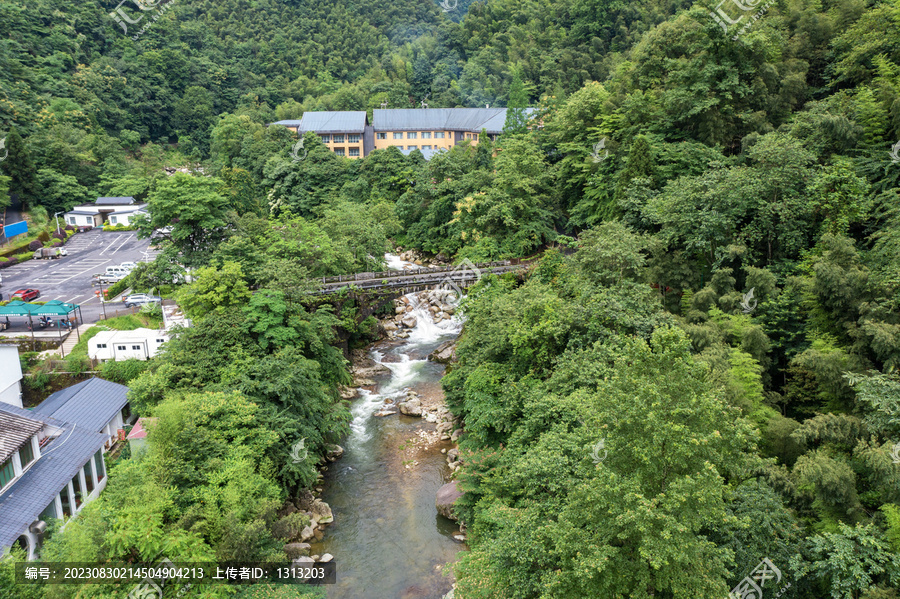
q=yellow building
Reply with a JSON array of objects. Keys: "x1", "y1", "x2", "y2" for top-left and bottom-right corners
[{"x1": 271, "y1": 108, "x2": 525, "y2": 159}]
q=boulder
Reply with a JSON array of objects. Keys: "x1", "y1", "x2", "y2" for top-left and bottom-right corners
[
  {"x1": 401, "y1": 315, "x2": 418, "y2": 328},
  {"x1": 300, "y1": 526, "x2": 316, "y2": 542},
  {"x1": 447, "y1": 449, "x2": 459, "y2": 462},
  {"x1": 450, "y1": 428, "x2": 463, "y2": 442},
  {"x1": 283, "y1": 543, "x2": 311, "y2": 559},
  {"x1": 428, "y1": 340, "x2": 456, "y2": 364},
  {"x1": 308, "y1": 499, "x2": 333, "y2": 524},
  {"x1": 383, "y1": 321, "x2": 399, "y2": 332},
  {"x1": 293, "y1": 556, "x2": 315, "y2": 565},
  {"x1": 338, "y1": 386, "x2": 358, "y2": 400},
  {"x1": 399, "y1": 397, "x2": 423, "y2": 416},
  {"x1": 435, "y1": 481, "x2": 464, "y2": 521},
  {"x1": 326, "y1": 444, "x2": 344, "y2": 461},
  {"x1": 374, "y1": 409, "x2": 397, "y2": 417},
  {"x1": 319, "y1": 553, "x2": 334, "y2": 563}
]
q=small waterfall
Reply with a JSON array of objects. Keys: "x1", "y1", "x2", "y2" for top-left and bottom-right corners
[{"x1": 385, "y1": 252, "x2": 416, "y2": 271}]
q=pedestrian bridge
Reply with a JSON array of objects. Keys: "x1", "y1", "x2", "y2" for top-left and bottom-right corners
[{"x1": 313, "y1": 260, "x2": 531, "y2": 295}]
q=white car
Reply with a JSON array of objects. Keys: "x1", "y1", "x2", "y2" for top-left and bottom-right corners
[
  {"x1": 123, "y1": 294, "x2": 161, "y2": 308},
  {"x1": 119, "y1": 262, "x2": 137, "y2": 271}
]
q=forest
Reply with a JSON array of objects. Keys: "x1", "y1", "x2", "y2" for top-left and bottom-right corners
[{"x1": 1, "y1": 0, "x2": 900, "y2": 597}]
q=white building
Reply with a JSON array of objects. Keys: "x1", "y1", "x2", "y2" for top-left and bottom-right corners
[
  {"x1": 64, "y1": 197, "x2": 148, "y2": 228},
  {"x1": 1, "y1": 377, "x2": 132, "y2": 560},
  {"x1": 0, "y1": 345, "x2": 24, "y2": 408},
  {"x1": 88, "y1": 328, "x2": 170, "y2": 362}
]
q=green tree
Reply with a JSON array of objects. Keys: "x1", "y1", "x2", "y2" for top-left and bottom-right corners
[
  {"x1": 0, "y1": 128, "x2": 37, "y2": 207},
  {"x1": 177, "y1": 261, "x2": 252, "y2": 319},
  {"x1": 137, "y1": 173, "x2": 232, "y2": 265}
]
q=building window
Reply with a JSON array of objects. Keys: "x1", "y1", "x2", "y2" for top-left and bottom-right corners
[
  {"x1": 84, "y1": 460, "x2": 95, "y2": 493},
  {"x1": 156, "y1": 339, "x2": 165, "y2": 343},
  {"x1": 473, "y1": 134, "x2": 479, "y2": 141},
  {"x1": 407, "y1": 132, "x2": 417, "y2": 139},
  {"x1": 422, "y1": 132, "x2": 432, "y2": 139},
  {"x1": 40, "y1": 500, "x2": 58, "y2": 521},
  {"x1": 348, "y1": 134, "x2": 360, "y2": 143},
  {"x1": 333, "y1": 148, "x2": 345, "y2": 156},
  {"x1": 122, "y1": 403, "x2": 132, "y2": 422},
  {"x1": 376, "y1": 132, "x2": 386, "y2": 140},
  {"x1": 117, "y1": 345, "x2": 126, "y2": 351},
  {"x1": 69, "y1": 217, "x2": 77, "y2": 225},
  {"x1": 19, "y1": 441, "x2": 34, "y2": 468},
  {"x1": 110, "y1": 216, "x2": 118, "y2": 224},
  {"x1": 422, "y1": 145, "x2": 432, "y2": 150},
  {"x1": 131, "y1": 345, "x2": 141, "y2": 350},
  {"x1": 435, "y1": 132, "x2": 445, "y2": 139},
  {"x1": 97, "y1": 343, "x2": 107, "y2": 349},
  {"x1": 60, "y1": 487, "x2": 72, "y2": 518},
  {"x1": 71, "y1": 474, "x2": 84, "y2": 508},
  {"x1": 393, "y1": 132, "x2": 403, "y2": 139},
  {"x1": 0, "y1": 457, "x2": 15, "y2": 489},
  {"x1": 319, "y1": 135, "x2": 330, "y2": 143},
  {"x1": 332, "y1": 134, "x2": 345, "y2": 143},
  {"x1": 94, "y1": 451, "x2": 105, "y2": 483},
  {"x1": 349, "y1": 148, "x2": 360, "y2": 157},
  {"x1": 408, "y1": 145, "x2": 417, "y2": 150}
]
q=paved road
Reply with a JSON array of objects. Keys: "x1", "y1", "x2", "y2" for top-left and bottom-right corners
[{"x1": 0, "y1": 229, "x2": 159, "y2": 324}]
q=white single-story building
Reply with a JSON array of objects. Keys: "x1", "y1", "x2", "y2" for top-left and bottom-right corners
[
  {"x1": 88, "y1": 328, "x2": 170, "y2": 362},
  {"x1": 0, "y1": 345, "x2": 24, "y2": 408},
  {"x1": 65, "y1": 197, "x2": 148, "y2": 228}
]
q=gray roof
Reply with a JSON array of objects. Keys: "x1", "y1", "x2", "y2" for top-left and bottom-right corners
[
  {"x1": 399, "y1": 147, "x2": 445, "y2": 161},
  {"x1": 96, "y1": 197, "x2": 135, "y2": 205},
  {"x1": 65, "y1": 209, "x2": 100, "y2": 216},
  {"x1": 0, "y1": 409, "x2": 106, "y2": 550},
  {"x1": 32, "y1": 378, "x2": 129, "y2": 433},
  {"x1": 298, "y1": 111, "x2": 367, "y2": 134},
  {"x1": 0, "y1": 411, "x2": 44, "y2": 464},
  {"x1": 372, "y1": 108, "x2": 533, "y2": 134},
  {"x1": 271, "y1": 120, "x2": 303, "y2": 127}
]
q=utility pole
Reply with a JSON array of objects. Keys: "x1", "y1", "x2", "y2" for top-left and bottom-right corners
[
  {"x1": 97, "y1": 279, "x2": 108, "y2": 320},
  {"x1": 53, "y1": 212, "x2": 62, "y2": 236}
]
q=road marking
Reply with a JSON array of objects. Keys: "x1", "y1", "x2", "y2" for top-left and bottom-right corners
[
  {"x1": 110, "y1": 234, "x2": 132, "y2": 255},
  {"x1": 64, "y1": 295, "x2": 84, "y2": 304},
  {"x1": 99, "y1": 235, "x2": 122, "y2": 255},
  {"x1": 44, "y1": 259, "x2": 112, "y2": 284}
]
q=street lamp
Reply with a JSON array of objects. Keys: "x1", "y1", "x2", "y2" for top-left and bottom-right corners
[{"x1": 53, "y1": 212, "x2": 62, "y2": 236}]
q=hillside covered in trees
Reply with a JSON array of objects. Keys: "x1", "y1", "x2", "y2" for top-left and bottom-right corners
[{"x1": 2, "y1": 0, "x2": 900, "y2": 597}]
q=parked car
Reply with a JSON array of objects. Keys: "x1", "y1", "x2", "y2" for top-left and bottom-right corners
[
  {"x1": 119, "y1": 262, "x2": 137, "y2": 271},
  {"x1": 11, "y1": 288, "x2": 41, "y2": 301},
  {"x1": 33, "y1": 247, "x2": 67, "y2": 259},
  {"x1": 123, "y1": 294, "x2": 161, "y2": 308},
  {"x1": 92, "y1": 273, "x2": 125, "y2": 286}
]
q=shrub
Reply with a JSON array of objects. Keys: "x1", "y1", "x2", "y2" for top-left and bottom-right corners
[
  {"x1": 37, "y1": 231, "x2": 50, "y2": 243},
  {"x1": 52, "y1": 231, "x2": 65, "y2": 240},
  {"x1": 65, "y1": 225, "x2": 75, "y2": 232},
  {"x1": 106, "y1": 275, "x2": 132, "y2": 299},
  {"x1": 28, "y1": 240, "x2": 42, "y2": 251},
  {"x1": 271, "y1": 511, "x2": 311, "y2": 541},
  {"x1": 99, "y1": 359, "x2": 151, "y2": 384}
]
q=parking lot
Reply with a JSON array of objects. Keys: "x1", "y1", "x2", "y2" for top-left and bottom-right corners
[{"x1": 0, "y1": 229, "x2": 159, "y2": 323}]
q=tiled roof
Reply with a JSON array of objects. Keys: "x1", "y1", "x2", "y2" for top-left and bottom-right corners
[
  {"x1": 298, "y1": 111, "x2": 367, "y2": 134},
  {"x1": 399, "y1": 147, "x2": 445, "y2": 161},
  {"x1": 372, "y1": 108, "x2": 535, "y2": 133},
  {"x1": 32, "y1": 378, "x2": 129, "y2": 433},
  {"x1": 0, "y1": 410, "x2": 43, "y2": 464},
  {"x1": 0, "y1": 419, "x2": 106, "y2": 550}
]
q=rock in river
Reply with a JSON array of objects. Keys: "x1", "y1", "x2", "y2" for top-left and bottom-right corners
[{"x1": 435, "y1": 480, "x2": 464, "y2": 521}]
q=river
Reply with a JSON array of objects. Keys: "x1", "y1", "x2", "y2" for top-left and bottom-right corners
[{"x1": 314, "y1": 255, "x2": 463, "y2": 599}]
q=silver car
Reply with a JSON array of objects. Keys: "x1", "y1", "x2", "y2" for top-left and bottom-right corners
[{"x1": 123, "y1": 294, "x2": 162, "y2": 308}]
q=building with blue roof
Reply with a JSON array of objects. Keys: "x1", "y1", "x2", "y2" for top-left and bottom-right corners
[{"x1": 0, "y1": 376, "x2": 133, "y2": 560}]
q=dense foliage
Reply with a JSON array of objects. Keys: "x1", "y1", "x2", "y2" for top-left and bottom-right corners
[{"x1": 2, "y1": 0, "x2": 900, "y2": 597}]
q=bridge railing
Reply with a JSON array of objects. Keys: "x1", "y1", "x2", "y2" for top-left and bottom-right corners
[{"x1": 317, "y1": 260, "x2": 513, "y2": 285}]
